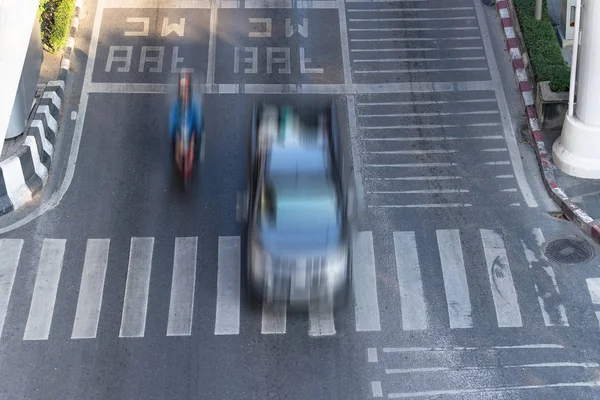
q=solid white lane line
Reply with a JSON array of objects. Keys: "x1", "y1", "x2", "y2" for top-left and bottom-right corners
[
  {"x1": 214, "y1": 236, "x2": 241, "y2": 335},
  {"x1": 347, "y1": 5, "x2": 473, "y2": 10},
  {"x1": 370, "y1": 189, "x2": 468, "y2": 194},
  {"x1": 353, "y1": 231, "x2": 381, "y2": 332},
  {"x1": 72, "y1": 239, "x2": 110, "y2": 339},
  {"x1": 349, "y1": 27, "x2": 478, "y2": 32},
  {"x1": 436, "y1": 230, "x2": 473, "y2": 329},
  {"x1": 388, "y1": 381, "x2": 600, "y2": 398},
  {"x1": 361, "y1": 123, "x2": 500, "y2": 129},
  {"x1": 349, "y1": 17, "x2": 476, "y2": 22},
  {"x1": 354, "y1": 57, "x2": 485, "y2": 63},
  {"x1": 167, "y1": 237, "x2": 198, "y2": 336},
  {"x1": 119, "y1": 237, "x2": 154, "y2": 338},
  {"x1": 394, "y1": 232, "x2": 427, "y2": 330},
  {"x1": 206, "y1": 1, "x2": 217, "y2": 85},
  {"x1": 366, "y1": 176, "x2": 462, "y2": 181},
  {"x1": 338, "y1": 0, "x2": 352, "y2": 84},
  {"x1": 474, "y1": 0, "x2": 538, "y2": 208},
  {"x1": 244, "y1": 0, "x2": 338, "y2": 7},
  {"x1": 366, "y1": 150, "x2": 457, "y2": 155},
  {"x1": 351, "y1": 36, "x2": 481, "y2": 42},
  {"x1": 24, "y1": 239, "x2": 66, "y2": 340},
  {"x1": 261, "y1": 301, "x2": 286, "y2": 334},
  {"x1": 365, "y1": 162, "x2": 457, "y2": 168},
  {"x1": 587, "y1": 278, "x2": 600, "y2": 304},
  {"x1": 85, "y1": 81, "x2": 495, "y2": 95},
  {"x1": 383, "y1": 344, "x2": 564, "y2": 352},
  {"x1": 351, "y1": 47, "x2": 484, "y2": 52},
  {"x1": 373, "y1": 203, "x2": 472, "y2": 208},
  {"x1": 355, "y1": 68, "x2": 488, "y2": 74},
  {"x1": 387, "y1": 367, "x2": 449, "y2": 374},
  {"x1": 360, "y1": 110, "x2": 495, "y2": 117},
  {"x1": 364, "y1": 136, "x2": 503, "y2": 141},
  {"x1": 359, "y1": 99, "x2": 493, "y2": 106},
  {"x1": 309, "y1": 300, "x2": 335, "y2": 336},
  {"x1": 0, "y1": 239, "x2": 23, "y2": 337},
  {"x1": 480, "y1": 229, "x2": 523, "y2": 328},
  {"x1": 386, "y1": 362, "x2": 600, "y2": 374}
]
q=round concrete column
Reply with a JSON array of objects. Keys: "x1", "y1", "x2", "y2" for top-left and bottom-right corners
[{"x1": 553, "y1": 0, "x2": 600, "y2": 178}]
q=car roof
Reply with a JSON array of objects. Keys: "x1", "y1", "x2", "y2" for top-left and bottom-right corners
[{"x1": 268, "y1": 140, "x2": 329, "y2": 175}]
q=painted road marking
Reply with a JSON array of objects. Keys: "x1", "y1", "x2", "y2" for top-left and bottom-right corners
[
  {"x1": 119, "y1": 237, "x2": 154, "y2": 338},
  {"x1": 353, "y1": 231, "x2": 381, "y2": 332},
  {"x1": 167, "y1": 237, "x2": 198, "y2": 336},
  {"x1": 436, "y1": 230, "x2": 473, "y2": 329},
  {"x1": 585, "y1": 278, "x2": 600, "y2": 328},
  {"x1": 71, "y1": 239, "x2": 110, "y2": 339},
  {"x1": 522, "y1": 229, "x2": 568, "y2": 327},
  {"x1": 309, "y1": 300, "x2": 336, "y2": 336},
  {"x1": 480, "y1": 229, "x2": 522, "y2": 328},
  {"x1": 0, "y1": 239, "x2": 23, "y2": 337},
  {"x1": 368, "y1": 347, "x2": 378, "y2": 363},
  {"x1": 473, "y1": 0, "x2": 537, "y2": 208},
  {"x1": 82, "y1": 81, "x2": 495, "y2": 95},
  {"x1": 262, "y1": 301, "x2": 286, "y2": 334},
  {"x1": 23, "y1": 239, "x2": 66, "y2": 340},
  {"x1": 371, "y1": 381, "x2": 383, "y2": 398},
  {"x1": 214, "y1": 236, "x2": 241, "y2": 335},
  {"x1": 393, "y1": 232, "x2": 427, "y2": 331},
  {"x1": 0, "y1": 228, "x2": 585, "y2": 339}
]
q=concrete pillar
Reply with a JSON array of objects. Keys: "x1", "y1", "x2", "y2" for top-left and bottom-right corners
[
  {"x1": 0, "y1": 0, "x2": 39, "y2": 155},
  {"x1": 553, "y1": 0, "x2": 600, "y2": 178}
]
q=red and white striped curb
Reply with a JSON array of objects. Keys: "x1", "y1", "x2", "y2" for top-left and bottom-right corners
[{"x1": 496, "y1": 0, "x2": 600, "y2": 244}]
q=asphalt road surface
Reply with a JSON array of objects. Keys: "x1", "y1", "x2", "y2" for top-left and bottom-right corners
[{"x1": 2, "y1": 0, "x2": 600, "y2": 399}]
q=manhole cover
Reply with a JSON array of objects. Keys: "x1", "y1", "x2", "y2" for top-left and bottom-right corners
[{"x1": 544, "y1": 238, "x2": 594, "y2": 264}]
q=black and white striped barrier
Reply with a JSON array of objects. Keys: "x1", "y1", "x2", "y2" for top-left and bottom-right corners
[{"x1": 0, "y1": 82, "x2": 63, "y2": 215}]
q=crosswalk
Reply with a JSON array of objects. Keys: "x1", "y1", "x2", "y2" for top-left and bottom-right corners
[{"x1": 0, "y1": 227, "x2": 580, "y2": 341}]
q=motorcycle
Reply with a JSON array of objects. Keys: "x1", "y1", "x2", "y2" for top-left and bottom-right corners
[{"x1": 175, "y1": 124, "x2": 195, "y2": 190}]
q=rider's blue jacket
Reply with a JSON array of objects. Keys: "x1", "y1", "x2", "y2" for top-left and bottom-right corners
[{"x1": 169, "y1": 96, "x2": 203, "y2": 141}]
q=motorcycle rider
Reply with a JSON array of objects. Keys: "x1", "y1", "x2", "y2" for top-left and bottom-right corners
[{"x1": 169, "y1": 72, "x2": 203, "y2": 168}]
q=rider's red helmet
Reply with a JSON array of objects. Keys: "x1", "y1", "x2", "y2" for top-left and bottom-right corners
[{"x1": 178, "y1": 71, "x2": 191, "y2": 100}]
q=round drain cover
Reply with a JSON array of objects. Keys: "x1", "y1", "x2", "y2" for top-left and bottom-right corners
[{"x1": 544, "y1": 238, "x2": 594, "y2": 264}]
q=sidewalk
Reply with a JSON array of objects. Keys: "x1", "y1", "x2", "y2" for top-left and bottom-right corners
[
  {"x1": 542, "y1": 0, "x2": 600, "y2": 220},
  {"x1": 496, "y1": 0, "x2": 600, "y2": 245},
  {"x1": 542, "y1": 129, "x2": 600, "y2": 221}
]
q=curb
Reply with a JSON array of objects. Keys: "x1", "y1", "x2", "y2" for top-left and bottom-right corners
[
  {"x1": 0, "y1": 0, "x2": 82, "y2": 217},
  {"x1": 495, "y1": 0, "x2": 600, "y2": 244}
]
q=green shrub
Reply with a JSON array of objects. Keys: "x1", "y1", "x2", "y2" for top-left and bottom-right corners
[
  {"x1": 39, "y1": 0, "x2": 75, "y2": 54},
  {"x1": 513, "y1": 0, "x2": 571, "y2": 92}
]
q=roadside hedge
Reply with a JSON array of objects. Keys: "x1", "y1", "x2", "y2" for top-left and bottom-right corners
[
  {"x1": 38, "y1": 0, "x2": 75, "y2": 54},
  {"x1": 512, "y1": 0, "x2": 571, "y2": 92}
]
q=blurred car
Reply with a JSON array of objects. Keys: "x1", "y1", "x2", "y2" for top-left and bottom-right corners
[{"x1": 243, "y1": 103, "x2": 356, "y2": 309}]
